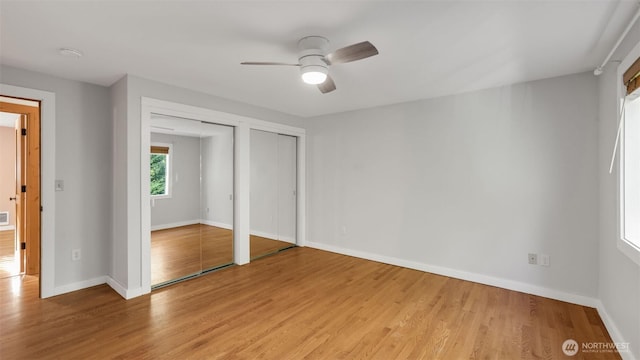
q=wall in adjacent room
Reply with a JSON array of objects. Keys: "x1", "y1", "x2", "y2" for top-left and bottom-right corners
[
  {"x1": 201, "y1": 127, "x2": 234, "y2": 229},
  {"x1": 150, "y1": 132, "x2": 201, "y2": 228},
  {"x1": 0, "y1": 126, "x2": 16, "y2": 227}
]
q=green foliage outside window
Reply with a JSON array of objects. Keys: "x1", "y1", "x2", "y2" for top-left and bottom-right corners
[{"x1": 150, "y1": 154, "x2": 167, "y2": 195}]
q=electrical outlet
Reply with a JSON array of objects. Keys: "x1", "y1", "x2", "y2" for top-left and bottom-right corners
[
  {"x1": 528, "y1": 253, "x2": 538, "y2": 265},
  {"x1": 55, "y1": 180, "x2": 64, "y2": 191},
  {"x1": 72, "y1": 249, "x2": 81, "y2": 261},
  {"x1": 540, "y1": 254, "x2": 550, "y2": 267}
]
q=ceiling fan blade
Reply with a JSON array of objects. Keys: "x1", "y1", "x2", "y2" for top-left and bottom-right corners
[
  {"x1": 326, "y1": 41, "x2": 379, "y2": 64},
  {"x1": 240, "y1": 62, "x2": 300, "y2": 66},
  {"x1": 318, "y1": 75, "x2": 336, "y2": 94}
]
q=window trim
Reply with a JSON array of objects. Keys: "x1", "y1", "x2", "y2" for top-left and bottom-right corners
[
  {"x1": 617, "y1": 40, "x2": 640, "y2": 267},
  {"x1": 150, "y1": 142, "x2": 172, "y2": 200}
]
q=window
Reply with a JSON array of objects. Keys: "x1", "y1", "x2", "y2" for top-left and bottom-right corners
[
  {"x1": 150, "y1": 143, "x2": 171, "y2": 198},
  {"x1": 622, "y1": 95, "x2": 640, "y2": 246},
  {"x1": 619, "y1": 45, "x2": 640, "y2": 265}
]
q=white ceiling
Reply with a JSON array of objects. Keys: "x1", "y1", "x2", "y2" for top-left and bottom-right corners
[{"x1": 1, "y1": 1, "x2": 638, "y2": 118}]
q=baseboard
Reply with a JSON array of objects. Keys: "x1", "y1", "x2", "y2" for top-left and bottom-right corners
[
  {"x1": 106, "y1": 277, "x2": 148, "y2": 300},
  {"x1": 51, "y1": 276, "x2": 108, "y2": 297},
  {"x1": 305, "y1": 241, "x2": 599, "y2": 308},
  {"x1": 150, "y1": 219, "x2": 200, "y2": 231},
  {"x1": 250, "y1": 229, "x2": 296, "y2": 244},
  {"x1": 151, "y1": 219, "x2": 235, "y2": 231},
  {"x1": 200, "y1": 219, "x2": 233, "y2": 230},
  {"x1": 0, "y1": 225, "x2": 15, "y2": 231},
  {"x1": 595, "y1": 301, "x2": 638, "y2": 360}
]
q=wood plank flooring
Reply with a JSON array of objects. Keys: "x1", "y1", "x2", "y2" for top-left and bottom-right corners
[
  {"x1": 151, "y1": 224, "x2": 236, "y2": 285},
  {"x1": 0, "y1": 247, "x2": 621, "y2": 359},
  {"x1": 0, "y1": 230, "x2": 18, "y2": 279},
  {"x1": 151, "y1": 224, "x2": 293, "y2": 285},
  {"x1": 250, "y1": 234, "x2": 294, "y2": 259}
]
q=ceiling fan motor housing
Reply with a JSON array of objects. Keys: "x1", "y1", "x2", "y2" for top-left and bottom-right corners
[{"x1": 298, "y1": 36, "x2": 329, "y2": 79}]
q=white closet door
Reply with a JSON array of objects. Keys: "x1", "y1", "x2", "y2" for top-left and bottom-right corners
[
  {"x1": 250, "y1": 130, "x2": 279, "y2": 238},
  {"x1": 277, "y1": 134, "x2": 297, "y2": 243}
]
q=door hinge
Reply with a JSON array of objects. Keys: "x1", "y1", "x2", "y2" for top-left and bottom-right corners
[
  {"x1": 41, "y1": 206, "x2": 43, "y2": 212},
  {"x1": 20, "y1": 242, "x2": 26, "y2": 250},
  {"x1": 21, "y1": 185, "x2": 26, "y2": 193},
  {"x1": 21, "y1": 128, "x2": 26, "y2": 136}
]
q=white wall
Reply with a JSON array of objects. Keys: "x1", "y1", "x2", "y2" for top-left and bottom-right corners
[
  {"x1": 306, "y1": 72, "x2": 600, "y2": 299},
  {"x1": 597, "y1": 20, "x2": 640, "y2": 360},
  {"x1": 201, "y1": 126, "x2": 234, "y2": 228},
  {"x1": 150, "y1": 133, "x2": 200, "y2": 228},
  {"x1": 1, "y1": 65, "x2": 111, "y2": 288},
  {"x1": 110, "y1": 75, "x2": 129, "y2": 287}
]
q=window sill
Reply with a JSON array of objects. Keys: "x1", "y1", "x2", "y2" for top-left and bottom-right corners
[
  {"x1": 151, "y1": 195, "x2": 171, "y2": 200},
  {"x1": 617, "y1": 238, "x2": 640, "y2": 267}
]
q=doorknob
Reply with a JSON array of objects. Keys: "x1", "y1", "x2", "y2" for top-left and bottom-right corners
[{"x1": 9, "y1": 197, "x2": 16, "y2": 201}]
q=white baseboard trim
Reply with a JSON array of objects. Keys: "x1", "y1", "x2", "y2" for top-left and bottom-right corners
[
  {"x1": 0, "y1": 225, "x2": 15, "y2": 231},
  {"x1": 50, "y1": 276, "x2": 108, "y2": 297},
  {"x1": 106, "y1": 277, "x2": 148, "y2": 300},
  {"x1": 595, "y1": 301, "x2": 638, "y2": 360},
  {"x1": 150, "y1": 219, "x2": 200, "y2": 231},
  {"x1": 200, "y1": 219, "x2": 233, "y2": 230},
  {"x1": 106, "y1": 277, "x2": 127, "y2": 299},
  {"x1": 151, "y1": 219, "x2": 236, "y2": 232},
  {"x1": 305, "y1": 241, "x2": 599, "y2": 308},
  {"x1": 250, "y1": 230, "x2": 295, "y2": 244},
  {"x1": 250, "y1": 230, "x2": 278, "y2": 240}
]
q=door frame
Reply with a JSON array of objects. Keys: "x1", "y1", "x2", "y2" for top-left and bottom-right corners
[
  {"x1": 2, "y1": 102, "x2": 41, "y2": 277},
  {"x1": 0, "y1": 85, "x2": 56, "y2": 298},
  {"x1": 138, "y1": 97, "x2": 306, "y2": 296}
]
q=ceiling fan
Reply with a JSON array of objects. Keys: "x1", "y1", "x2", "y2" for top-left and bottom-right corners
[{"x1": 241, "y1": 36, "x2": 379, "y2": 94}]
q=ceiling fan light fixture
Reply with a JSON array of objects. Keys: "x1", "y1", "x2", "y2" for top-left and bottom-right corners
[
  {"x1": 301, "y1": 65, "x2": 328, "y2": 84},
  {"x1": 240, "y1": 35, "x2": 378, "y2": 94}
]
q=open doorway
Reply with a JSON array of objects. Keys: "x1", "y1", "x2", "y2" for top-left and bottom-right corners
[
  {"x1": 0, "y1": 97, "x2": 41, "y2": 281},
  {"x1": 0, "y1": 110, "x2": 19, "y2": 277}
]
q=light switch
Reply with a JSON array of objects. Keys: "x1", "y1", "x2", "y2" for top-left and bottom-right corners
[{"x1": 55, "y1": 180, "x2": 64, "y2": 191}]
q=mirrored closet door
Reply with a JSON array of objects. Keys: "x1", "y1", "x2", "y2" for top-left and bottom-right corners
[
  {"x1": 250, "y1": 130, "x2": 297, "y2": 259},
  {"x1": 150, "y1": 114, "x2": 234, "y2": 287}
]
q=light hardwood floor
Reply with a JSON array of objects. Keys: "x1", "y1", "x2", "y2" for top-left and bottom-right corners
[
  {"x1": 151, "y1": 224, "x2": 294, "y2": 285},
  {"x1": 250, "y1": 234, "x2": 294, "y2": 259},
  {"x1": 151, "y1": 224, "x2": 234, "y2": 285},
  {"x1": 0, "y1": 247, "x2": 621, "y2": 359},
  {"x1": 0, "y1": 230, "x2": 19, "y2": 279}
]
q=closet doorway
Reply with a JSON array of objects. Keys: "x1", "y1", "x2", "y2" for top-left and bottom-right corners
[
  {"x1": 149, "y1": 114, "x2": 234, "y2": 287},
  {"x1": 250, "y1": 130, "x2": 297, "y2": 259}
]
